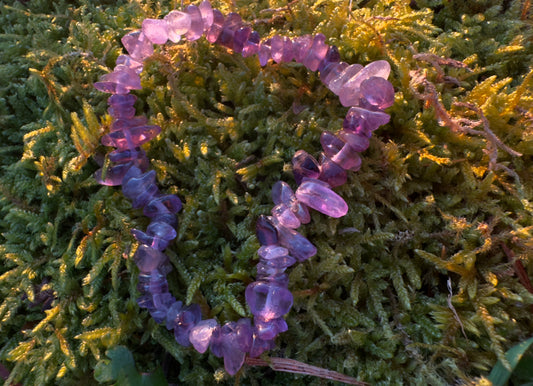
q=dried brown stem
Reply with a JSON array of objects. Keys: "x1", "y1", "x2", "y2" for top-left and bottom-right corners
[{"x1": 245, "y1": 356, "x2": 368, "y2": 385}]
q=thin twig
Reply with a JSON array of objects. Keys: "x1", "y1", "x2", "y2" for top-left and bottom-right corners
[{"x1": 245, "y1": 356, "x2": 368, "y2": 385}]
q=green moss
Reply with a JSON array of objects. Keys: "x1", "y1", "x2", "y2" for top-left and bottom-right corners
[{"x1": 1, "y1": 0, "x2": 532, "y2": 384}]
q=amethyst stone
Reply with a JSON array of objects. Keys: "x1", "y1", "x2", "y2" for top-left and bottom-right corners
[
  {"x1": 295, "y1": 178, "x2": 348, "y2": 218},
  {"x1": 245, "y1": 281, "x2": 293, "y2": 320},
  {"x1": 171, "y1": 303, "x2": 202, "y2": 346},
  {"x1": 143, "y1": 195, "x2": 182, "y2": 217},
  {"x1": 206, "y1": 9, "x2": 224, "y2": 43},
  {"x1": 189, "y1": 319, "x2": 219, "y2": 353},
  {"x1": 134, "y1": 245, "x2": 168, "y2": 272},
  {"x1": 258, "y1": 245, "x2": 296, "y2": 268},
  {"x1": 318, "y1": 154, "x2": 347, "y2": 187},
  {"x1": 185, "y1": 5, "x2": 204, "y2": 41},
  {"x1": 242, "y1": 30, "x2": 260, "y2": 57},
  {"x1": 254, "y1": 316, "x2": 288, "y2": 340},
  {"x1": 198, "y1": 0, "x2": 214, "y2": 31},
  {"x1": 121, "y1": 31, "x2": 154, "y2": 61},
  {"x1": 165, "y1": 11, "x2": 191, "y2": 43},
  {"x1": 359, "y1": 76, "x2": 395, "y2": 110},
  {"x1": 338, "y1": 130, "x2": 370, "y2": 152},
  {"x1": 327, "y1": 63, "x2": 363, "y2": 95},
  {"x1": 276, "y1": 225, "x2": 317, "y2": 262},
  {"x1": 142, "y1": 18, "x2": 169, "y2": 45},
  {"x1": 292, "y1": 150, "x2": 320, "y2": 184},
  {"x1": 256, "y1": 215, "x2": 278, "y2": 245},
  {"x1": 338, "y1": 60, "x2": 391, "y2": 107},
  {"x1": 343, "y1": 107, "x2": 391, "y2": 137}
]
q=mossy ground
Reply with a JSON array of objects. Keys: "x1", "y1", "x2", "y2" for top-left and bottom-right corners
[{"x1": 0, "y1": 0, "x2": 532, "y2": 385}]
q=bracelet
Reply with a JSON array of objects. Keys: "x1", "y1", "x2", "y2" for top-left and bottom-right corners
[{"x1": 93, "y1": 0, "x2": 394, "y2": 376}]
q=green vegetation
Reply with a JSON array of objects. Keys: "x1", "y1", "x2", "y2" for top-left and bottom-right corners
[{"x1": 1, "y1": 0, "x2": 532, "y2": 384}]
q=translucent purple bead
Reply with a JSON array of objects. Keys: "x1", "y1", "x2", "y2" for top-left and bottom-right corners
[
  {"x1": 254, "y1": 316, "x2": 288, "y2": 340},
  {"x1": 295, "y1": 178, "x2": 348, "y2": 218},
  {"x1": 258, "y1": 38, "x2": 272, "y2": 66},
  {"x1": 318, "y1": 154, "x2": 347, "y2": 187},
  {"x1": 134, "y1": 245, "x2": 168, "y2": 272},
  {"x1": 245, "y1": 281, "x2": 293, "y2": 320},
  {"x1": 258, "y1": 245, "x2": 296, "y2": 269},
  {"x1": 338, "y1": 60, "x2": 391, "y2": 107},
  {"x1": 276, "y1": 225, "x2": 317, "y2": 262},
  {"x1": 216, "y1": 12, "x2": 242, "y2": 50},
  {"x1": 320, "y1": 131, "x2": 362, "y2": 171},
  {"x1": 359, "y1": 76, "x2": 395, "y2": 110},
  {"x1": 338, "y1": 130, "x2": 370, "y2": 152},
  {"x1": 256, "y1": 215, "x2": 278, "y2": 245},
  {"x1": 302, "y1": 34, "x2": 328, "y2": 72},
  {"x1": 327, "y1": 63, "x2": 363, "y2": 95},
  {"x1": 292, "y1": 35, "x2": 312, "y2": 63},
  {"x1": 242, "y1": 30, "x2": 260, "y2": 57},
  {"x1": 185, "y1": 5, "x2": 204, "y2": 41},
  {"x1": 189, "y1": 318, "x2": 219, "y2": 353},
  {"x1": 198, "y1": 0, "x2": 214, "y2": 31},
  {"x1": 143, "y1": 195, "x2": 182, "y2": 217},
  {"x1": 292, "y1": 150, "x2": 320, "y2": 184},
  {"x1": 101, "y1": 125, "x2": 161, "y2": 150},
  {"x1": 272, "y1": 203, "x2": 300, "y2": 229},
  {"x1": 122, "y1": 169, "x2": 159, "y2": 208},
  {"x1": 165, "y1": 11, "x2": 191, "y2": 43},
  {"x1": 249, "y1": 334, "x2": 275, "y2": 357},
  {"x1": 233, "y1": 26, "x2": 251, "y2": 53},
  {"x1": 343, "y1": 107, "x2": 391, "y2": 137},
  {"x1": 206, "y1": 9, "x2": 224, "y2": 43},
  {"x1": 171, "y1": 303, "x2": 202, "y2": 346},
  {"x1": 142, "y1": 18, "x2": 169, "y2": 45},
  {"x1": 121, "y1": 31, "x2": 154, "y2": 61}
]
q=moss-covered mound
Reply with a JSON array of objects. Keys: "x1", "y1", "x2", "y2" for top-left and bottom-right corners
[{"x1": 1, "y1": 0, "x2": 532, "y2": 385}]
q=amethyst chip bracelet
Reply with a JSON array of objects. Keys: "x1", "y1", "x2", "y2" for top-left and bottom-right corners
[{"x1": 93, "y1": 0, "x2": 394, "y2": 377}]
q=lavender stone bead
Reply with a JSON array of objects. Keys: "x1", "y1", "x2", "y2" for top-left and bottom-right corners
[
  {"x1": 321, "y1": 61, "x2": 348, "y2": 86},
  {"x1": 211, "y1": 319, "x2": 253, "y2": 375},
  {"x1": 295, "y1": 178, "x2": 348, "y2": 218},
  {"x1": 189, "y1": 319, "x2": 219, "y2": 353},
  {"x1": 137, "y1": 269, "x2": 168, "y2": 295},
  {"x1": 144, "y1": 195, "x2": 182, "y2": 217},
  {"x1": 292, "y1": 150, "x2": 320, "y2": 184},
  {"x1": 242, "y1": 30, "x2": 260, "y2": 57},
  {"x1": 111, "y1": 116, "x2": 147, "y2": 132},
  {"x1": 258, "y1": 38, "x2": 272, "y2": 66},
  {"x1": 142, "y1": 18, "x2": 168, "y2": 45},
  {"x1": 165, "y1": 11, "x2": 191, "y2": 43},
  {"x1": 318, "y1": 45, "x2": 341, "y2": 72},
  {"x1": 217, "y1": 12, "x2": 242, "y2": 50},
  {"x1": 94, "y1": 67, "x2": 142, "y2": 95},
  {"x1": 270, "y1": 35, "x2": 285, "y2": 63},
  {"x1": 272, "y1": 181, "x2": 311, "y2": 224},
  {"x1": 338, "y1": 60, "x2": 391, "y2": 107},
  {"x1": 318, "y1": 154, "x2": 347, "y2": 187},
  {"x1": 327, "y1": 63, "x2": 363, "y2": 95},
  {"x1": 245, "y1": 281, "x2": 293, "y2": 320},
  {"x1": 256, "y1": 261, "x2": 286, "y2": 277},
  {"x1": 359, "y1": 76, "x2": 395, "y2": 110},
  {"x1": 115, "y1": 55, "x2": 143, "y2": 74},
  {"x1": 171, "y1": 303, "x2": 202, "y2": 346},
  {"x1": 233, "y1": 26, "x2": 251, "y2": 53},
  {"x1": 256, "y1": 215, "x2": 278, "y2": 245},
  {"x1": 185, "y1": 5, "x2": 204, "y2": 41},
  {"x1": 122, "y1": 169, "x2": 159, "y2": 208},
  {"x1": 165, "y1": 301, "x2": 183, "y2": 329},
  {"x1": 338, "y1": 130, "x2": 370, "y2": 152},
  {"x1": 276, "y1": 224, "x2": 317, "y2": 262},
  {"x1": 272, "y1": 203, "x2": 300, "y2": 229},
  {"x1": 94, "y1": 162, "x2": 134, "y2": 186},
  {"x1": 134, "y1": 245, "x2": 168, "y2": 272},
  {"x1": 258, "y1": 245, "x2": 297, "y2": 268},
  {"x1": 320, "y1": 131, "x2": 362, "y2": 171},
  {"x1": 121, "y1": 31, "x2": 154, "y2": 61},
  {"x1": 343, "y1": 106, "x2": 391, "y2": 137},
  {"x1": 254, "y1": 316, "x2": 288, "y2": 340},
  {"x1": 249, "y1": 334, "x2": 275, "y2": 358},
  {"x1": 206, "y1": 9, "x2": 224, "y2": 43},
  {"x1": 302, "y1": 34, "x2": 328, "y2": 72},
  {"x1": 198, "y1": 0, "x2": 214, "y2": 31},
  {"x1": 292, "y1": 34, "x2": 312, "y2": 63},
  {"x1": 101, "y1": 125, "x2": 161, "y2": 150}
]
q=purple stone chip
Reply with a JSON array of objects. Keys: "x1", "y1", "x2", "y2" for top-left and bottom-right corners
[
  {"x1": 295, "y1": 178, "x2": 348, "y2": 218},
  {"x1": 245, "y1": 281, "x2": 293, "y2": 320}
]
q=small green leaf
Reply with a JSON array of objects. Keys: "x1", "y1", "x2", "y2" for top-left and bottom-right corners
[{"x1": 488, "y1": 336, "x2": 533, "y2": 386}]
